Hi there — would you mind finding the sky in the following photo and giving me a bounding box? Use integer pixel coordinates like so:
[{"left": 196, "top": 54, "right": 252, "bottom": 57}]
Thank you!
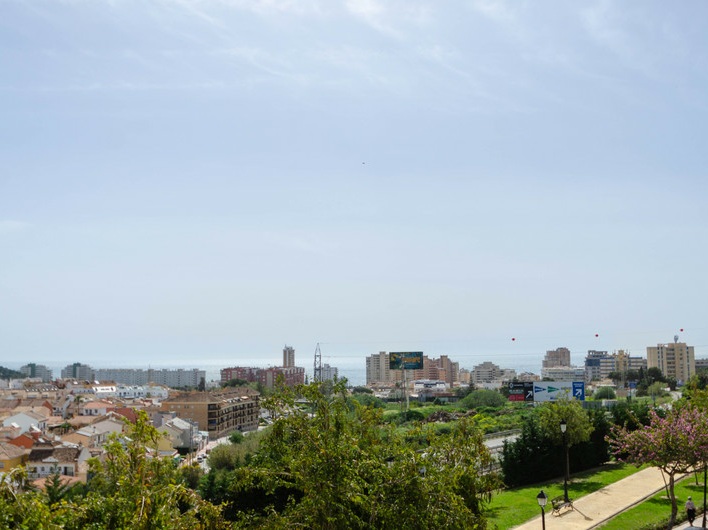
[{"left": 2, "top": 0, "right": 708, "bottom": 378}]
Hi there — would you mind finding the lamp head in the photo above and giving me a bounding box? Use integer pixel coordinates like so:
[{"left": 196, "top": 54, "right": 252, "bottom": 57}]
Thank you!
[
  {"left": 560, "top": 419, "right": 567, "bottom": 433},
  {"left": 537, "top": 490, "right": 548, "bottom": 507}
]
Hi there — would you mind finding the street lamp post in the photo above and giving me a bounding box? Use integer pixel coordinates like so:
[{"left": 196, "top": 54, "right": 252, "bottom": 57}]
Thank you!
[
  {"left": 537, "top": 490, "right": 547, "bottom": 530},
  {"left": 560, "top": 419, "right": 569, "bottom": 503},
  {"left": 702, "top": 464, "right": 707, "bottom": 529}
]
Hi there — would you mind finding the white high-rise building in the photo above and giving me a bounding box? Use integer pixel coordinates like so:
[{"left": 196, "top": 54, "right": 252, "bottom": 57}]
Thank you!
[
  {"left": 283, "top": 345, "right": 295, "bottom": 367},
  {"left": 20, "top": 364, "right": 53, "bottom": 383},
  {"left": 61, "top": 363, "right": 94, "bottom": 381},
  {"left": 321, "top": 364, "right": 338, "bottom": 382}
]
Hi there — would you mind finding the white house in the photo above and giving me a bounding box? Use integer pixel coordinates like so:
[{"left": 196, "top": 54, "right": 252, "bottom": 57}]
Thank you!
[
  {"left": 2, "top": 409, "right": 49, "bottom": 435},
  {"left": 27, "top": 442, "right": 91, "bottom": 479}
]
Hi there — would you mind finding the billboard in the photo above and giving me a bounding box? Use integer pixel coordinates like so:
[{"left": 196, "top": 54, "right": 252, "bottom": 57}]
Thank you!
[
  {"left": 389, "top": 352, "right": 424, "bottom": 370},
  {"left": 508, "top": 382, "right": 534, "bottom": 402},
  {"left": 532, "top": 382, "right": 585, "bottom": 402}
]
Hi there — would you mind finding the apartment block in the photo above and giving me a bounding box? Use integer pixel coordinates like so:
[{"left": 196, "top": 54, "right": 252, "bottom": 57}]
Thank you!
[
  {"left": 321, "top": 363, "right": 338, "bottom": 382},
  {"left": 543, "top": 347, "right": 571, "bottom": 368},
  {"left": 283, "top": 345, "right": 295, "bottom": 368},
  {"left": 541, "top": 365, "right": 586, "bottom": 382},
  {"left": 471, "top": 362, "right": 503, "bottom": 384},
  {"left": 366, "top": 352, "right": 461, "bottom": 386},
  {"left": 20, "top": 364, "right": 53, "bottom": 383},
  {"left": 60, "top": 363, "right": 94, "bottom": 381},
  {"left": 647, "top": 340, "right": 695, "bottom": 383},
  {"left": 161, "top": 389, "right": 260, "bottom": 440},
  {"left": 220, "top": 366, "right": 304, "bottom": 388},
  {"left": 366, "top": 352, "right": 393, "bottom": 385}
]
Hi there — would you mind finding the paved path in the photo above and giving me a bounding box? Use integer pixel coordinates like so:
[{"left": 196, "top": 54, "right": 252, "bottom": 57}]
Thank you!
[{"left": 512, "top": 467, "right": 674, "bottom": 530}]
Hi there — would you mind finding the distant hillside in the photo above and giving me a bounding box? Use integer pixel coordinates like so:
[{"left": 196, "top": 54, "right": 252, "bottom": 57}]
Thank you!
[{"left": 0, "top": 366, "right": 23, "bottom": 379}]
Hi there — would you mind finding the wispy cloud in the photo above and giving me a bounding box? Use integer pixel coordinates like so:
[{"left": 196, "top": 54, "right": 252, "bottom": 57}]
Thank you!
[
  {"left": 344, "top": 0, "right": 432, "bottom": 39},
  {"left": 469, "top": 0, "right": 517, "bottom": 24}
]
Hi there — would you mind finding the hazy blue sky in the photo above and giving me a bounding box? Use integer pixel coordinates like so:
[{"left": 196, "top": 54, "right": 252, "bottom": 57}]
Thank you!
[{"left": 2, "top": 1, "right": 707, "bottom": 376}]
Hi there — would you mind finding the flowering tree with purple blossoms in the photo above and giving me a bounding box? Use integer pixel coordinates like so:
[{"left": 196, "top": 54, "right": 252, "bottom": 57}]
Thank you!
[{"left": 607, "top": 405, "right": 708, "bottom": 529}]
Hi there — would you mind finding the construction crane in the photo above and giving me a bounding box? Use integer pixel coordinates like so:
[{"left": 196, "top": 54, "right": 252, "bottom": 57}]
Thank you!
[{"left": 314, "top": 343, "right": 322, "bottom": 383}]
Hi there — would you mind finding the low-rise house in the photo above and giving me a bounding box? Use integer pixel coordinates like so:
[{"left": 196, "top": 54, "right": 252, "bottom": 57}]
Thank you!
[
  {"left": 412, "top": 380, "right": 448, "bottom": 391},
  {"left": 9, "top": 432, "right": 38, "bottom": 450},
  {"left": 92, "top": 386, "right": 117, "bottom": 398},
  {"left": 0, "top": 423, "right": 22, "bottom": 441},
  {"left": 111, "top": 407, "right": 138, "bottom": 425},
  {"left": 2, "top": 409, "right": 49, "bottom": 435},
  {"left": 79, "top": 400, "right": 115, "bottom": 417},
  {"left": 0, "top": 441, "right": 29, "bottom": 472},
  {"left": 64, "top": 415, "right": 125, "bottom": 449},
  {"left": 32, "top": 475, "right": 83, "bottom": 492},
  {"left": 55, "top": 395, "right": 74, "bottom": 419},
  {"left": 158, "top": 417, "right": 202, "bottom": 454},
  {"left": 27, "top": 442, "right": 91, "bottom": 480},
  {"left": 116, "top": 385, "right": 170, "bottom": 400}
]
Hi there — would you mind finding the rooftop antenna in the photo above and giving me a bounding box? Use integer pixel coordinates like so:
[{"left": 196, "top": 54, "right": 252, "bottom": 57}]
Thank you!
[
  {"left": 674, "top": 334, "right": 679, "bottom": 344},
  {"left": 314, "top": 343, "right": 322, "bottom": 383}
]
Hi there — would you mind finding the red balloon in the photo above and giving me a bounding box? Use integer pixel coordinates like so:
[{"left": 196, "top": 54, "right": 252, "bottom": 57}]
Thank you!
[
  {"left": 595, "top": 333, "right": 599, "bottom": 337},
  {"left": 680, "top": 328, "right": 684, "bottom": 332},
  {"left": 512, "top": 337, "right": 516, "bottom": 341}
]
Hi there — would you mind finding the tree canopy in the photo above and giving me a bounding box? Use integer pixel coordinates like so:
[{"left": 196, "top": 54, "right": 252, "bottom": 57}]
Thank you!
[
  {"left": 227, "top": 380, "right": 499, "bottom": 529},
  {"left": 608, "top": 404, "right": 708, "bottom": 528},
  {"left": 0, "top": 410, "right": 226, "bottom": 530},
  {"left": 460, "top": 389, "right": 506, "bottom": 409},
  {"left": 537, "top": 399, "right": 593, "bottom": 447},
  {"left": 592, "top": 387, "right": 617, "bottom": 400}
]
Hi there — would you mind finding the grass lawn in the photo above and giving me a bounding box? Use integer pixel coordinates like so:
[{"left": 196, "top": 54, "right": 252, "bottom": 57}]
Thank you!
[
  {"left": 598, "top": 473, "right": 705, "bottom": 530},
  {"left": 486, "top": 463, "right": 645, "bottom": 530}
]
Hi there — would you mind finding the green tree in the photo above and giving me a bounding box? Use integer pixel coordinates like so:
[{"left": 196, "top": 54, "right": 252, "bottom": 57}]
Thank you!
[
  {"left": 592, "top": 387, "right": 617, "bottom": 400},
  {"left": 610, "top": 400, "right": 653, "bottom": 430},
  {"left": 501, "top": 413, "right": 557, "bottom": 487},
  {"left": 230, "top": 381, "right": 499, "bottom": 528},
  {"left": 608, "top": 404, "right": 708, "bottom": 528},
  {"left": 455, "top": 384, "right": 476, "bottom": 398},
  {"left": 207, "top": 443, "right": 242, "bottom": 471},
  {"left": 460, "top": 389, "right": 506, "bottom": 409},
  {"left": 229, "top": 430, "right": 245, "bottom": 444},
  {"left": 0, "top": 414, "right": 227, "bottom": 529},
  {"left": 684, "top": 372, "right": 708, "bottom": 395},
  {"left": 44, "top": 470, "right": 73, "bottom": 506},
  {"left": 647, "top": 381, "right": 668, "bottom": 400},
  {"left": 350, "top": 392, "right": 385, "bottom": 409},
  {"left": 537, "top": 399, "right": 593, "bottom": 447},
  {"left": 607, "top": 371, "right": 624, "bottom": 385},
  {"left": 80, "top": 410, "right": 227, "bottom": 529},
  {"left": 501, "top": 404, "right": 605, "bottom": 488},
  {"left": 0, "top": 366, "right": 23, "bottom": 379},
  {"left": 223, "top": 378, "right": 248, "bottom": 388},
  {"left": 0, "top": 467, "right": 55, "bottom": 529},
  {"left": 537, "top": 399, "right": 594, "bottom": 499},
  {"left": 646, "top": 367, "right": 667, "bottom": 383}
]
